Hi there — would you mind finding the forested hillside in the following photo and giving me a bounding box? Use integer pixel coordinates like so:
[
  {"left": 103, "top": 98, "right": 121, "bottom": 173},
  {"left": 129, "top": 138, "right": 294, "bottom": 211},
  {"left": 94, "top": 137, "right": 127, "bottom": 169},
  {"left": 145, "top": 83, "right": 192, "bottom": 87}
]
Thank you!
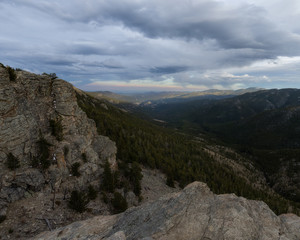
[
  {"left": 136, "top": 88, "right": 300, "bottom": 203},
  {"left": 76, "top": 91, "right": 300, "bottom": 215}
]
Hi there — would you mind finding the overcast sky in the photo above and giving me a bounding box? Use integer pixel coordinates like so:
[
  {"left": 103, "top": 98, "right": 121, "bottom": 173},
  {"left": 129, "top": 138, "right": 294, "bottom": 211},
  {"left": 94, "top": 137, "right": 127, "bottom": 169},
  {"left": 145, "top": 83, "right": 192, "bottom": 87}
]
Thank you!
[{"left": 1, "top": 0, "right": 300, "bottom": 92}]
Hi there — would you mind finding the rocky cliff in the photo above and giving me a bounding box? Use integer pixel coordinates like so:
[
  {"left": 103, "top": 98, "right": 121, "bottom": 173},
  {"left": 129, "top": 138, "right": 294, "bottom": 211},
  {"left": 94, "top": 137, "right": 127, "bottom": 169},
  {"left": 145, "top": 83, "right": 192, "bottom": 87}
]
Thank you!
[
  {"left": 0, "top": 66, "right": 116, "bottom": 237},
  {"left": 34, "top": 181, "right": 300, "bottom": 240}
]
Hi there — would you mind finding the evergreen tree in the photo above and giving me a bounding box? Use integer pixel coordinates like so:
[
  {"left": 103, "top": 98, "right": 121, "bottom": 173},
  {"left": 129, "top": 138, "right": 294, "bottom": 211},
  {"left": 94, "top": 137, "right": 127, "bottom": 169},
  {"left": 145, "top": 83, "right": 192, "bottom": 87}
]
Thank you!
[
  {"left": 88, "top": 185, "right": 97, "bottom": 200},
  {"left": 112, "top": 192, "right": 128, "bottom": 213},
  {"left": 7, "top": 66, "right": 16, "bottom": 81},
  {"left": 71, "top": 162, "right": 81, "bottom": 177},
  {"left": 49, "top": 118, "right": 63, "bottom": 141},
  {"left": 6, "top": 153, "right": 20, "bottom": 170},
  {"left": 130, "top": 162, "right": 143, "bottom": 196},
  {"left": 68, "top": 190, "right": 89, "bottom": 213},
  {"left": 166, "top": 175, "right": 175, "bottom": 188},
  {"left": 102, "top": 160, "right": 114, "bottom": 192}
]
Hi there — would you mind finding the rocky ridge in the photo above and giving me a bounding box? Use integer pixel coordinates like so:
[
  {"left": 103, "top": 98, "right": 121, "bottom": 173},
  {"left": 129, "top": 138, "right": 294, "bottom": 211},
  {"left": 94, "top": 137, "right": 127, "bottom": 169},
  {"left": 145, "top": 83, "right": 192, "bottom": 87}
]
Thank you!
[
  {"left": 0, "top": 66, "right": 116, "bottom": 237},
  {"left": 34, "top": 181, "right": 300, "bottom": 240}
]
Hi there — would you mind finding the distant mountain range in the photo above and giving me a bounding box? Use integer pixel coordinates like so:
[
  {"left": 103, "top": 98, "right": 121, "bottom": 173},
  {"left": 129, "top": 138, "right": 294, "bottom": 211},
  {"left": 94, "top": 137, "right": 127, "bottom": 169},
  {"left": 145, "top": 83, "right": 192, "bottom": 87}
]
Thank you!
[
  {"left": 87, "top": 87, "right": 263, "bottom": 104},
  {"left": 140, "top": 88, "right": 300, "bottom": 147}
]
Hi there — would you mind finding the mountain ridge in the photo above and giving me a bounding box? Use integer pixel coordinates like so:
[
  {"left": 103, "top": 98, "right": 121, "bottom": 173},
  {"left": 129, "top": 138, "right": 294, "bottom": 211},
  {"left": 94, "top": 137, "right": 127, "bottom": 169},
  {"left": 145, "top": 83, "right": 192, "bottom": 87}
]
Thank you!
[
  {"left": 0, "top": 65, "right": 299, "bottom": 239},
  {"left": 88, "top": 87, "right": 263, "bottom": 104}
]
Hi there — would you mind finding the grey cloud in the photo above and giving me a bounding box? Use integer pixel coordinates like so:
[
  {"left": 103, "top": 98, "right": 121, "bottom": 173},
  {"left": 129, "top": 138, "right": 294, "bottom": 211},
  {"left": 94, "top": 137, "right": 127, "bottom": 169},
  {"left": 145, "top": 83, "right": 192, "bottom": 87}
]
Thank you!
[
  {"left": 42, "top": 58, "right": 75, "bottom": 66},
  {"left": 100, "top": 59, "right": 124, "bottom": 69},
  {"left": 150, "top": 66, "right": 188, "bottom": 74},
  {"left": 80, "top": 59, "right": 124, "bottom": 69},
  {"left": 1, "top": 0, "right": 300, "bottom": 91},
  {"left": 109, "top": 2, "right": 300, "bottom": 57},
  {"left": 22, "top": 0, "right": 298, "bottom": 53},
  {"left": 68, "top": 45, "right": 110, "bottom": 56},
  {"left": 66, "top": 43, "right": 129, "bottom": 56},
  {"left": 11, "top": 0, "right": 300, "bottom": 55}
]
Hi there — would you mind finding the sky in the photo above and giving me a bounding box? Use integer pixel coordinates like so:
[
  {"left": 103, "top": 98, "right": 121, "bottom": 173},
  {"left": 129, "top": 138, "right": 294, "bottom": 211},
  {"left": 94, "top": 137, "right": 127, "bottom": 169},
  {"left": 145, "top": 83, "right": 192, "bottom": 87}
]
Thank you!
[{"left": 1, "top": 0, "right": 300, "bottom": 92}]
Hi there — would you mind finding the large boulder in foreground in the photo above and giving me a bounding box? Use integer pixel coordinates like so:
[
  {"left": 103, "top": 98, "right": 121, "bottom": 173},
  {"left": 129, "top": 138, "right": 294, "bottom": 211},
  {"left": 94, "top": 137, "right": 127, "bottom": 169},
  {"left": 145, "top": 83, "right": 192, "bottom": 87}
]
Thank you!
[{"left": 34, "top": 181, "right": 300, "bottom": 240}]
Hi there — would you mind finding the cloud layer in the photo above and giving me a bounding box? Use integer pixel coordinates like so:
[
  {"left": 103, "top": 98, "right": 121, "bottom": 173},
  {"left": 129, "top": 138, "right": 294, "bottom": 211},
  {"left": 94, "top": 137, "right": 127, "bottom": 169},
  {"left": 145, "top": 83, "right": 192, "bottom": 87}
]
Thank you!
[{"left": 1, "top": 0, "right": 300, "bottom": 91}]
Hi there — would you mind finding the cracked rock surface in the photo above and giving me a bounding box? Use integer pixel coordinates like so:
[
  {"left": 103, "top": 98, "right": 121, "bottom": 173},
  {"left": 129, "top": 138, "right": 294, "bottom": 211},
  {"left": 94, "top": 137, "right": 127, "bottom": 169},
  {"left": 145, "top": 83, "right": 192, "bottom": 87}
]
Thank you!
[
  {"left": 0, "top": 66, "right": 116, "bottom": 238},
  {"left": 34, "top": 181, "right": 300, "bottom": 240}
]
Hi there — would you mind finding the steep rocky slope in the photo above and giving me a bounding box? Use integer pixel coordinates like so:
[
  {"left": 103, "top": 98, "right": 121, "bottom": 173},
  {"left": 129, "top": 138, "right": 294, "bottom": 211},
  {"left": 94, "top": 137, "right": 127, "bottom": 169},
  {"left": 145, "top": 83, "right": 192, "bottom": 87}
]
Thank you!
[
  {"left": 0, "top": 66, "right": 117, "bottom": 238},
  {"left": 34, "top": 181, "right": 300, "bottom": 240}
]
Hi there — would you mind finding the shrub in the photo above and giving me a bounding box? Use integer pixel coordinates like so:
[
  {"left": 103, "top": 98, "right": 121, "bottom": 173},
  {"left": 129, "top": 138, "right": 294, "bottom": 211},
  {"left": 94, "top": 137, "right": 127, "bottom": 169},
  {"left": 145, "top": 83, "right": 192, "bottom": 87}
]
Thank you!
[
  {"left": 42, "top": 72, "right": 58, "bottom": 80},
  {"left": 7, "top": 66, "right": 16, "bottom": 81},
  {"left": 166, "top": 175, "right": 175, "bottom": 188},
  {"left": 0, "top": 215, "right": 6, "bottom": 223},
  {"left": 81, "top": 153, "right": 87, "bottom": 163},
  {"left": 102, "top": 160, "right": 114, "bottom": 192},
  {"left": 113, "top": 170, "right": 120, "bottom": 188},
  {"left": 101, "top": 192, "right": 108, "bottom": 204},
  {"left": 71, "top": 162, "right": 81, "bottom": 177},
  {"left": 112, "top": 192, "right": 128, "bottom": 213},
  {"left": 88, "top": 185, "right": 97, "bottom": 200},
  {"left": 6, "top": 153, "right": 20, "bottom": 170},
  {"left": 49, "top": 118, "right": 63, "bottom": 141},
  {"left": 64, "top": 146, "right": 69, "bottom": 157},
  {"left": 68, "top": 190, "right": 89, "bottom": 213},
  {"left": 37, "top": 137, "right": 51, "bottom": 169},
  {"left": 49, "top": 73, "right": 58, "bottom": 80},
  {"left": 30, "top": 155, "right": 39, "bottom": 168},
  {"left": 31, "top": 138, "right": 51, "bottom": 169},
  {"left": 130, "top": 162, "right": 143, "bottom": 196}
]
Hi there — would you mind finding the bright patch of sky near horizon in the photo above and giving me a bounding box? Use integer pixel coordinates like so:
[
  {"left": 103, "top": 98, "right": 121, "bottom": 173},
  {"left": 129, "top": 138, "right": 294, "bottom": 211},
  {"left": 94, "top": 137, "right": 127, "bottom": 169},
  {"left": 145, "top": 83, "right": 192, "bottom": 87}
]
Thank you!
[{"left": 1, "top": 0, "right": 300, "bottom": 92}]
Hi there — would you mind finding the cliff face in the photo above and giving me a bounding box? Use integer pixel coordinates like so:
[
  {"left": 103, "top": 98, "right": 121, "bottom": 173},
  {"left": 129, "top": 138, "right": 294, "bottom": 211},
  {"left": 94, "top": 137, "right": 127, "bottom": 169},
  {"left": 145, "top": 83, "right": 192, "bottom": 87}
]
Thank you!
[
  {"left": 34, "top": 181, "right": 300, "bottom": 240},
  {"left": 0, "top": 66, "right": 116, "bottom": 217}
]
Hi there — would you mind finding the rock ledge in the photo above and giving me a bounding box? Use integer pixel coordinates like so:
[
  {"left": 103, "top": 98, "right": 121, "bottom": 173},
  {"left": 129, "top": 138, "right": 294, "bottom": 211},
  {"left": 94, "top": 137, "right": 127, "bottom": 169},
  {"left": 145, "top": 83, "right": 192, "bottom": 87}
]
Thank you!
[{"left": 34, "top": 181, "right": 300, "bottom": 240}]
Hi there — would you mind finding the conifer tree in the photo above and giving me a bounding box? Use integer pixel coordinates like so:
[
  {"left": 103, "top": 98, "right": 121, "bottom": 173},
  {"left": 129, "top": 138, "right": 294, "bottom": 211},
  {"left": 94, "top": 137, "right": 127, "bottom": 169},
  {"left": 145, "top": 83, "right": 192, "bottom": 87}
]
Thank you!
[
  {"left": 102, "top": 160, "right": 114, "bottom": 192},
  {"left": 6, "top": 153, "right": 20, "bottom": 170},
  {"left": 112, "top": 192, "right": 127, "bottom": 213},
  {"left": 130, "top": 162, "right": 143, "bottom": 196},
  {"left": 68, "top": 190, "right": 89, "bottom": 213}
]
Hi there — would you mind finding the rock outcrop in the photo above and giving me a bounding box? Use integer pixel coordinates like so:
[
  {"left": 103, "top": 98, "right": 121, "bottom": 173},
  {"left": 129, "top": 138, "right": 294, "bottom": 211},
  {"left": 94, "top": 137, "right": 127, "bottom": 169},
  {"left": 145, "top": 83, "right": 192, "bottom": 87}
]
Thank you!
[
  {"left": 34, "top": 181, "right": 300, "bottom": 240},
  {"left": 0, "top": 66, "right": 116, "bottom": 217}
]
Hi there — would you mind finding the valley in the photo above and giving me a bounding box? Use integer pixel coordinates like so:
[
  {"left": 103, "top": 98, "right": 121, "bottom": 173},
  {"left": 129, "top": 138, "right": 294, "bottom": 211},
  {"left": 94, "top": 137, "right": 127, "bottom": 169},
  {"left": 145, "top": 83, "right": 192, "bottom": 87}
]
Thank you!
[
  {"left": 80, "top": 89, "right": 300, "bottom": 214},
  {"left": 0, "top": 65, "right": 299, "bottom": 239},
  {"left": 116, "top": 88, "right": 300, "bottom": 204}
]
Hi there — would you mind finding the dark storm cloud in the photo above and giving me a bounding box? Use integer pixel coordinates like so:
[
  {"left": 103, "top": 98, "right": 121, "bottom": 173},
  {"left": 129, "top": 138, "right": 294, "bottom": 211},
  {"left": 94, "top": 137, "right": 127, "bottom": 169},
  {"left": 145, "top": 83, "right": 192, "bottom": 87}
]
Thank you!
[
  {"left": 19, "top": 0, "right": 299, "bottom": 54},
  {"left": 68, "top": 45, "right": 110, "bottom": 56},
  {"left": 15, "top": 0, "right": 300, "bottom": 65},
  {"left": 150, "top": 66, "right": 188, "bottom": 74},
  {"left": 43, "top": 58, "right": 75, "bottom": 66},
  {"left": 66, "top": 43, "right": 130, "bottom": 56},
  {"left": 102, "top": 1, "right": 300, "bottom": 57},
  {"left": 1, "top": 0, "right": 300, "bottom": 90}
]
